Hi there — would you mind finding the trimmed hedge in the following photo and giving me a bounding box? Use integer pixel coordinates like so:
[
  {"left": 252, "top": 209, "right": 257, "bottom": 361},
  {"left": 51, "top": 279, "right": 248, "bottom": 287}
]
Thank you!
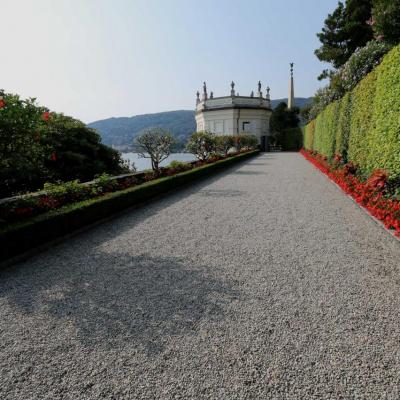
[
  {"left": 304, "top": 44, "right": 400, "bottom": 178},
  {"left": 303, "top": 120, "right": 315, "bottom": 150},
  {"left": 277, "top": 127, "right": 303, "bottom": 151},
  {"left": 335, "top": 92, "right": 352, "bottom": 160},
  {"left": 0, "top": 151, "right": 259, "bottom": 263}
]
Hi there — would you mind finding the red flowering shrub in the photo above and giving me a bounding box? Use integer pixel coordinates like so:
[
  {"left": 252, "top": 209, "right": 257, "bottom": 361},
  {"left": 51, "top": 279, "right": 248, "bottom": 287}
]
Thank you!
[
  {"left": 0, "top": 99, "right": 5, "bottom": 108},
  {"left": 42, "top": 111, "right": 50, "bottom": 121},
  {"left": 366, "top": 169, "right": 388, "bottom": 191},
  {"left": 333, "top": 153, "right": 342, "bottom": 166},
  {"left": 301, "top": 149, "right": 400, "bottom": 237},
  {"left": 37, "top": 196, "right": 60, "bottom": 211}
]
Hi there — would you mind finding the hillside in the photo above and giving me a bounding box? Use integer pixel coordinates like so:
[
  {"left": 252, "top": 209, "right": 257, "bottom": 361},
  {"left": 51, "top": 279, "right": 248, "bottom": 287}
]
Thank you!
[
  {"left": 88, "top": 98, "right": 312, "bottom": 150},
  {"left": 271, "top": 97, "right": 312, "bottom": 109}
]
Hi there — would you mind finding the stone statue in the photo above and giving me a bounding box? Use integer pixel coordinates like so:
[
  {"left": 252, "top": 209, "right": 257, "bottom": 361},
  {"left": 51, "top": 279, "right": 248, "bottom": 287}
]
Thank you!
[
  {"left": 210, "top": 91, "right": 214, "bottom": 99},
  {"left": 231, "top": 81, "right": 235, "bottom": 97},
  {"left": 250, "top": 91, "right": 254, "bottom": 98},
  {"left": 203, "top": 82, "right": 207, "bottom": 94},
  {"left": 258, "top": 81, "right": 261, "bottom": 93}
]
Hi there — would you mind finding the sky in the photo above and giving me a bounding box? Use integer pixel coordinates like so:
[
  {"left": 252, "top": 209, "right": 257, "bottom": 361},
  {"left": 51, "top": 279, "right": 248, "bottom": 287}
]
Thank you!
[{"left": 2, "top": 0, "right": 338, "bottom": 123}]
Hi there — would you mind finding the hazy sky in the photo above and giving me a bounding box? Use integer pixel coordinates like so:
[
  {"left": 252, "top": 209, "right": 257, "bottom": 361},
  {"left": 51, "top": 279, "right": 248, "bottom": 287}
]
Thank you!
[{"left": 2, "top": 0, "right": 338, "bottom": 123}]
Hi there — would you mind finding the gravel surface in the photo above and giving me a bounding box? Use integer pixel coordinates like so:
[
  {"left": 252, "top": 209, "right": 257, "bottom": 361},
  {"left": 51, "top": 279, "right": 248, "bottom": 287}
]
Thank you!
[{"left": 1, "top": 153, "right": 400, "bottom": 399}]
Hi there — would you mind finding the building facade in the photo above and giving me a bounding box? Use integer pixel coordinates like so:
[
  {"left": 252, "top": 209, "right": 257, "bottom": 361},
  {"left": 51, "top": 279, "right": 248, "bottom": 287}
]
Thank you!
[{"left": 195, "top": 81, "right": 272, "bottom": 151}]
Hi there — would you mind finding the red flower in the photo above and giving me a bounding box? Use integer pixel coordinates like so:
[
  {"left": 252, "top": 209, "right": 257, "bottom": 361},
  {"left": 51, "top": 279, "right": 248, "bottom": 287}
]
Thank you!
[
  {"left": 0, "top": 99, "right": 5, "bottom": 109},
  {"left": 300, "top": 149, "right": 400, "bottom": 237},
  {"left": 42, "top": 111, "right": 50, "bottom": 121},
  {"left": 50, "top": 151, "right": 57, "bottom": 161}
]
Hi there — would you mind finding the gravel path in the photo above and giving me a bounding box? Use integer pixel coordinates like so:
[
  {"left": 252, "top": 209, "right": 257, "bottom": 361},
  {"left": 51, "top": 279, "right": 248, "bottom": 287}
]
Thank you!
[{"left": 1, "top": 153, "right": 400, "bottom": 399}]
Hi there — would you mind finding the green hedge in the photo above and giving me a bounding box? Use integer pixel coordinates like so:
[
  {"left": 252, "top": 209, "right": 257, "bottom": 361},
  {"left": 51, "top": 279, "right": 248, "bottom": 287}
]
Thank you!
[
  {"left": 277, "top": 127, "right": 303, "bottom": 151},
  {"left": 335, "top": 92, "right": 352, "bottom": 160},
  {"left": 304, "top": 44, "right": 400, "bottom": 177},
  {"left": 303, "top": 120, "right": 315, "bottom": 150},
  {"left": 0, "top": 151, "right": 259, "bottom": 263}
]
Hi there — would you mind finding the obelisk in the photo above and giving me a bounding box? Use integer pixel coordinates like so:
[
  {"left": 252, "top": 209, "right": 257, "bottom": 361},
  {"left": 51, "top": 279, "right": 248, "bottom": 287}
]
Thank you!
[{"left": 288, "top": 63, "right": 295, "bottom": 110}]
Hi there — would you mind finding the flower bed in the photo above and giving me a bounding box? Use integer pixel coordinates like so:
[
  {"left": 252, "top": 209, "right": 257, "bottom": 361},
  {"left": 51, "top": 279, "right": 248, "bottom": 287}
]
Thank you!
[
  {"left": 0, "top": 151, "right": 249, "bottom": 226},
  {"left": 0, "top": 150, "right": 259, "bottom": 264},
  {"left": 301, "top": 149, "right": 400, "bottom": 237}
]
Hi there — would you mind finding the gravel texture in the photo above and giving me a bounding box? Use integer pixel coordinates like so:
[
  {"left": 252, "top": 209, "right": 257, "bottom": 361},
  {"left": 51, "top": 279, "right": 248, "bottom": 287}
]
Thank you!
[{"left": 1, "top": 152, "right": 400, "bottom": 399}]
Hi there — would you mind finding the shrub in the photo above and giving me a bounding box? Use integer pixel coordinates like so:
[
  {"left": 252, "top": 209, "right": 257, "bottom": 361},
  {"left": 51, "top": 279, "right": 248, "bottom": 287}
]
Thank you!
[
  {"left": 43, "top": 180, "right": 87, "bottom": 202},
  {"left": 372, "top": 0, "right": 400, "bottom": 45},
  {"left": 167, "top": 160, "right": 191, "bottom": 170},
  {"left": 186, "top": 131, "right": 216, "bottom": 161},
  {"left": 215, "top": 135, "right": 234, "bottom": 155},
  {"left": 309, "top": 41, "right": 392, "bottom": 121},
  {"left": 92, "top": 173, "right": 119, "bottom": 194},
  {"left": 339, "top": 41, "right": 392, "bottom": 93},
  {"left": 135, "top": 127, "right": 174, "bottom": 172},
  {"left": 232, "top": 134, "right": 258, "bottom": 151},
  {"left": 241, "top": 135, "right": 259, "bottom": 150}
]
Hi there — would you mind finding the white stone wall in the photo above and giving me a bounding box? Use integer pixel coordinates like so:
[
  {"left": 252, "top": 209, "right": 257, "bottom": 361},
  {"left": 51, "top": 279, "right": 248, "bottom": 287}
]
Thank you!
[{"left": 195, "top": 107, "right": 271, "bottom": 143}]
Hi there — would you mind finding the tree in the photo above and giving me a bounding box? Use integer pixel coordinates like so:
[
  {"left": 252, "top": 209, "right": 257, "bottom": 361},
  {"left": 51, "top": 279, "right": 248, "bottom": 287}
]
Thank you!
[
  {"left": 135, "top": 127, "right": 174, "bottom": 171},
  {"left": 372, "top": 0, "right": 400, "bottom": 44},
  {"left": 233, "top": 135, "right": 259, "bottom": 151},
  {"left": 315, "top": 0, "right": 374, "bottom": 79},
  {"left": 242, "top": 135, "right": 259, "bottom": 150},
  {"left": 0, "top": 89, "right": 130, "bottom": 197},
  {"left": 0, "top": 90, "right": 49, "bottom": 196},
  {"left": 270, "top": 103, "right": 299, "bottom": 134},
  {"left": 215, "top": 135, "right": 234, "bottom": 155},
  {"left": 269, "top": 103, "right": 300, "bottom": 149},
  {"left": 186, "top": 131, "right": 216, "bottom": 161},
  {"left": 43, "top": 113, "right": 129, "bottom": 183}
]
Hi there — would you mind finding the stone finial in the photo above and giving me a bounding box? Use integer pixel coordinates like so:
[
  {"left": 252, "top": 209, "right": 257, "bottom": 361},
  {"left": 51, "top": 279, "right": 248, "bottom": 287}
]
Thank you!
[
  {"left": 290, "top": 63, "right": 294, "bottom": 78},
  {"left": 230, "top": 81, "right": 235, "bottom": 97},
  {"left": 266, "top": 86, "right": 270, "bottom": 99},
  {"left": 202, "top": 82, "right": 208, "bottom": 100},
  {"left": 196, "top": 90, "right": 200, "bottom": 105},
  {"left": 210, "top": 91, "right": 214, "bottom": 99},
  {"left": 250, "top": 91, "right": 254, "bottom": 98}
]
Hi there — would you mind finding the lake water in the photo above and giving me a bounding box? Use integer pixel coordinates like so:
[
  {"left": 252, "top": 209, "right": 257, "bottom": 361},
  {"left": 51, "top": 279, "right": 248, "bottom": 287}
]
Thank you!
[{"left": 122, "top": 152, "right": 196, "bottom": 171}]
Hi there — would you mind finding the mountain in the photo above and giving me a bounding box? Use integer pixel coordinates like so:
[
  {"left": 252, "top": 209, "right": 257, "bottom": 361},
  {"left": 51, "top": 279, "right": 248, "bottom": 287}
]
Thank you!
[
  {"left": 270, "top": 97, "right": 313, "bottom": 109},
  {"left": 88, "top": 110, "right": 195, "bottom": 150},
  {"left": 88, "top": 98, "right": 313, "bottom": 150}
]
